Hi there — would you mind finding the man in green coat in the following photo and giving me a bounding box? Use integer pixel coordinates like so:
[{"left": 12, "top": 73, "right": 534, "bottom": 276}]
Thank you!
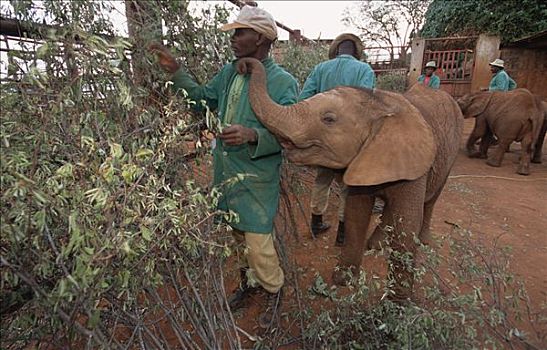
[
  {"left": 150, "top": 5, "right": 298, "bottom": 328},
  {"left": 417, "top": 60, "right": 441, "bottom": 89},
  {"left": 488, "top": 58, "right": 517, "bottom": 91}
]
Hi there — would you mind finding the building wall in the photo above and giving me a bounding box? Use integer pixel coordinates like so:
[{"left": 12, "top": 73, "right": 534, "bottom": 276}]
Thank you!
[{"left": 501, "top": 47, "right": 547, "bottom": 98}]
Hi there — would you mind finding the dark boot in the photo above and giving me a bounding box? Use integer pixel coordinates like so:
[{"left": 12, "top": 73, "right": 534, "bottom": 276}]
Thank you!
[
  {"left": 228, "top": 268, "right": 258, "bottom": 310},
  {"left": 258, "top": 288, "right": 283, "bottom": 329},
  {"left": 311, "top": 214, "right": 330, "bottom": 237},
  {"left": 335, "top": 221, "right": 345, "bottom": 246},
  {"left": 372, "top": 198, "right": 385, "bottom": 214}
]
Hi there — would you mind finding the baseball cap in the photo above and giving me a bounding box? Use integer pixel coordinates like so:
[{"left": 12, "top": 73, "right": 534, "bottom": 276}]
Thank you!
[{"left": 221, "top": 5, "right": 278, "bottom": 41}]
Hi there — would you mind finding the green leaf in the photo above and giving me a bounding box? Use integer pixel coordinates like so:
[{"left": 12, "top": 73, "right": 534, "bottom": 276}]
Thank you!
[
  {"left": 88, "top": 309, "right": 101, "bottom": 328},
  {"left": 140, "top": 226, "right": 152, "bottom": 241},
  {"left": 136, "top": 148, "right": 154, "bottom": 160}
]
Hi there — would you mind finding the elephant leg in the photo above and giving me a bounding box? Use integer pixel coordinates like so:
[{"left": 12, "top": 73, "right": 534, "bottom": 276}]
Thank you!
[
  {"left": 333, "top": 189, "right": 373, "bottom": 286},
  {"left": 478, "top": 128, "right": 494, "bottom": 159},
  {"left": 532, "top": 117, "right": 547, "bottom": 164},
  {"left": 383, "top": 179, "right": 426, "bottom": 301},
  {"left": 419, "top": 182, "right": 446, "bottom": 246},
  {"left": 486, "top": 138, "right": 512, "bottom": 167},
  {"left": 467, "top": 116, "right": 488, "bottom": 158},
  {"left": 517, "top": 133, "right": 533, "bottom": 175}
]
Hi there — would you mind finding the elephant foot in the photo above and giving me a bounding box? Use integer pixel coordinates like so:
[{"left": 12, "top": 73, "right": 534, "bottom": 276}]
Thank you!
[
  {"left": 516, "top": 165, "right": 530, "bottom": 176},
  {"left": 332, "top": 265, "right": 357, "bottom": 286},
  {"left": 418, "top": 231, "right": 433, "bottom": 246},
  {"left": 486, "top": 159, "right": 502, "bottom": 167}
]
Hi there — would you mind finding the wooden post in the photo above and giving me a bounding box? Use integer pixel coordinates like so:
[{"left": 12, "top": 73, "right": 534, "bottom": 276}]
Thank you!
[
  {"left": 471, "top": 34, "right": 501, "bottom": 92},
  {"left": 408, "top": 37, "right": 425, "bottom": 84}
]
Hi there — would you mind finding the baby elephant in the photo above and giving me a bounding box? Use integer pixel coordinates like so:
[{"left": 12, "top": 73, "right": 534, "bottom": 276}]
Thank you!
[
  {"left": 237, "top": 57, "right": 463, "bottom": 300},
  {"left": 457, "top": 89, "right": 544, "bottom": 175}
]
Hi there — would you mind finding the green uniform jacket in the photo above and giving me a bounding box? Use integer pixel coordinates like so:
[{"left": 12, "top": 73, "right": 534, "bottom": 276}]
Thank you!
[
  {"left": 171, "top": 58, "right": 298, "bottom": 233},
  {"left": 299, "top": 54, "right": 375, "bottom": 99},
  {"left": 489, "top": 70, "right": 517, "bottom": 91},
  {"left": 417, "top": 73, "right": 441, "bottom": 89}
]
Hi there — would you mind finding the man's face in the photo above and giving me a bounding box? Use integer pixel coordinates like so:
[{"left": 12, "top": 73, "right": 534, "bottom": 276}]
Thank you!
[
  {"left": 230, "top": 28, "right": 260, "bottom": 58},
  {"left": 490, "top": 65, "right": 500, "bottom": 74},
  {"left": 425, "top": 67, "right": 435, "bottom": 76}
]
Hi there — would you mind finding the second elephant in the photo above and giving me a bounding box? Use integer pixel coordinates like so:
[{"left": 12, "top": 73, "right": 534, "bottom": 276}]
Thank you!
[{"left": 457, "top": 89, "right": 544, "bottom": 175}]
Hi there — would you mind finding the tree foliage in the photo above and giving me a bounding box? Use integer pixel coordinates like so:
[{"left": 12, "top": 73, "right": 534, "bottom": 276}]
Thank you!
[
  {"left": 278, "top": 42, "right": 328, "bottom": 86},
  {"left": 421, "top": 0, "right": 547, "bottom": 43},
  {"left": 0, "top": 1, "right": 242, "bottom": 348},
  {"left": 342, "top": 0, "right": 431, "bottom": 58}
]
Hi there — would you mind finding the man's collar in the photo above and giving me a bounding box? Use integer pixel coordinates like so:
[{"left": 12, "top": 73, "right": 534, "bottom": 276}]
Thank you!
[
  {"left": 336, "top": 54, "right": 357, "bottom": 60},
  {"left": 232, "top": 56, "right": 274, "bottom": 66}
]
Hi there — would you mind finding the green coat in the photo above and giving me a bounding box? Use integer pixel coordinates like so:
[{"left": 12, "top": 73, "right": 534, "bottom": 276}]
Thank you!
[
  {"left": 417, "top": 73, "right": 441, "bottom": 89},
  {"left": 171, "top": 58, "right": 298, "bottom": 233},
  {"left": 299, "top": 54, "right": 375, "bottom": 99},
  {"left": 489, "top": 70, "right": 517, "bottom": 91}
]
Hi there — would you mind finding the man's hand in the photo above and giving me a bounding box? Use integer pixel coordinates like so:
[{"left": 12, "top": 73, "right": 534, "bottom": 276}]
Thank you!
[
  {"left": 148, "top": 43, "right": 180, "bottom": 74},
  {"left": 219, "top": 125, "right": 257, "bottom": 146}
]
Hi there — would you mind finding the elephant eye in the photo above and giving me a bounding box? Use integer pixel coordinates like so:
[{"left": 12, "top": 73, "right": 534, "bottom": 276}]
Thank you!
[{"left": 321, "top": 112, "right": 337, "bottom": 125}]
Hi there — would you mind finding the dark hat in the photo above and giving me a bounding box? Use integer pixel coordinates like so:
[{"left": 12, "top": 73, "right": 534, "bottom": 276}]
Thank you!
[{"left": 328, "top": 33, "right": 364, "bottom": 60}]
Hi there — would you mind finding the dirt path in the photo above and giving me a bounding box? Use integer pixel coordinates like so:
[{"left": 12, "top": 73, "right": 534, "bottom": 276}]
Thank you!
[{"left": 232, "top": 119, "right": 547, "bottom": 346}]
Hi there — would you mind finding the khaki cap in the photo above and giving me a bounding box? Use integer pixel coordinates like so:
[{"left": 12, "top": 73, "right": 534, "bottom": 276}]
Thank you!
[
  {"left": 328, "top": 33, "right": 364, "bottom": 60},
  {"left": 221, "top": 5, "right": 278, "bottom": 41},
  {"left": 489, "top": 58, "right": 504, "bottom": 68},
  {"left": 425, "top": 61, "right": 437, "bottom": 68}
]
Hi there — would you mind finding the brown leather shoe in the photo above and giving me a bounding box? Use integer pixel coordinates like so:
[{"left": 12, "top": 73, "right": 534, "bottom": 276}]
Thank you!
[{"left": 258, "top": 288, "right": 283, "bottom": 329}]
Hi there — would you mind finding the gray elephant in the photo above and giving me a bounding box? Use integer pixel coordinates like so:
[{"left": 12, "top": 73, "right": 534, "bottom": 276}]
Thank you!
[
  {"left": 457, "top": 89, "right": 544, "bottom": 175},
  {"left": 236, "top": 58, "right": 463, "bottom": 300}
]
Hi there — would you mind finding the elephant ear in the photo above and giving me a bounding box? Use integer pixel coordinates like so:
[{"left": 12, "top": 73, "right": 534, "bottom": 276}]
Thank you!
[
  {"left": 344, "top": 107, "right": 436, "bottom": 186},
  {"left": 465, "top": 93, "right": 493, "bottom": 117}
]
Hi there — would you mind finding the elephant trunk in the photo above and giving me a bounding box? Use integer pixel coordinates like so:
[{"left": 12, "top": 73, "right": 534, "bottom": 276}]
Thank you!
[{"left": 237, "top": 57, "right": 307, "bottom": 140}]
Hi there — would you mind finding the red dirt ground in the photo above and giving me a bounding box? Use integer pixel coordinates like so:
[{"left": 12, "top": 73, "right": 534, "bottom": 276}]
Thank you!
[{"left": 230, "top": 119, "right": 547, "bottom": 348}]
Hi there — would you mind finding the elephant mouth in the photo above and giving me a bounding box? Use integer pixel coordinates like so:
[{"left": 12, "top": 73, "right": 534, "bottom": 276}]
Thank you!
[
  {"left": 279, "top": 138, "right": 296, "bottom": 150},
  {"left": 278, "top": 137, "right": 330, "bottom": 165},
  {"left": 278, "top": 136, "right": 316, "bottom": 152}
]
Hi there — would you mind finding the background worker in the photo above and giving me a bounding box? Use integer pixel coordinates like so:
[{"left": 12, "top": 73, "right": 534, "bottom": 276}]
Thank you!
[
  {"left": 488, "top": 58, "right": 517, "bottom": 91},
  {"left": 417, "top": 60, "right": 441, "bottom": 89},
  {"left": 299, "top": 33, "right": 376, "bottom": 246}
]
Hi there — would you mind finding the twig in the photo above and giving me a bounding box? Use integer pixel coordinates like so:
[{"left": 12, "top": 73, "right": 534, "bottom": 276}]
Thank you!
[{"left": 448, "top": 174, "right": 547, "bottom": 182}]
